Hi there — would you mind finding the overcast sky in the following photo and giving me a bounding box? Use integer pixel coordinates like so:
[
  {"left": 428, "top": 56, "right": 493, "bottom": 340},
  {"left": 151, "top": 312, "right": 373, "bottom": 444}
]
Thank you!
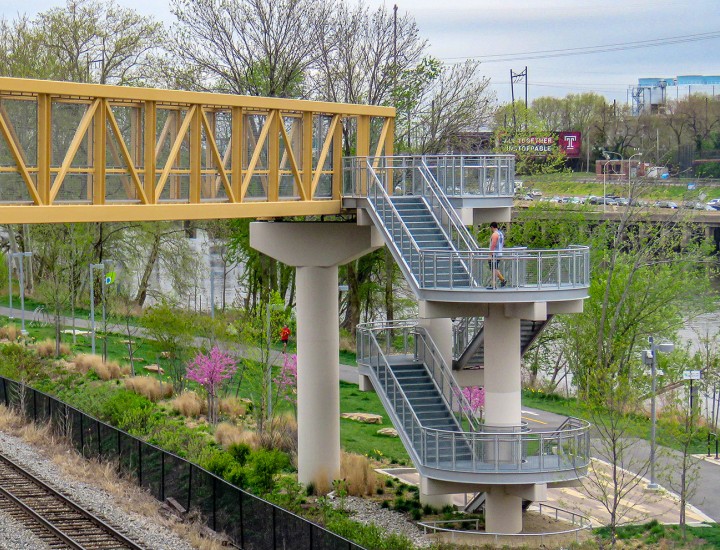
[{"left": 3, "top": 0, "right": 718, "bottom": 105}]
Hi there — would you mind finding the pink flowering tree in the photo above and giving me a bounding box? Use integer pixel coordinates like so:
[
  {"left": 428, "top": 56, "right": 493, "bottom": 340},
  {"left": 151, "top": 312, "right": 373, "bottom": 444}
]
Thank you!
[
  {"left": 186, "top": 346, "right": 238, "bottom": 424},
  {"left": 273, "top": 353, "right": 298, "bottom": 416},
  {"left": 461, "top": 386, "right": 485, "bottom": 418}
]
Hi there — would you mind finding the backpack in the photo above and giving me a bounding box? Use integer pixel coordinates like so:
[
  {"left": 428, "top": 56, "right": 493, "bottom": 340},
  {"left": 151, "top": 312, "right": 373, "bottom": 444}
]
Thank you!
[{"left": 497, "top": 229, "right": 504, "bottom": 252}]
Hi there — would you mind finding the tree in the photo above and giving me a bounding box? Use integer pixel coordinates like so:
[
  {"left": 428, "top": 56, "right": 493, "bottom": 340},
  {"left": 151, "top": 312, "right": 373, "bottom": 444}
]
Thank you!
[
  {"left": 141, "top": 301, "right": 196, "bottom": 391},
  {"left": 413, "top": 60, "right": 496, "bottom": 154},
  {"left": 658, "top": 353, "right": 703, "bottom": 540},
  {"left": 169, "top": 0, "right": 332, "bottom": 97},
  {"left": 0, "top": 0, "right": 163, "bottom": 85},
  {"left": 186, "top": 346, "right": 238, "bottom": 424},
  {"left": 311, "top": 2, "right": 426, "bottom": 108}
]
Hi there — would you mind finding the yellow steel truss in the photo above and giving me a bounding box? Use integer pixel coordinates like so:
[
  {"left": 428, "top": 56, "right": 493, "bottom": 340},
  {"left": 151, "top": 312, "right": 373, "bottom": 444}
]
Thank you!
[{"left": 0, "top": 77, "right": 394, "bottom": 223}]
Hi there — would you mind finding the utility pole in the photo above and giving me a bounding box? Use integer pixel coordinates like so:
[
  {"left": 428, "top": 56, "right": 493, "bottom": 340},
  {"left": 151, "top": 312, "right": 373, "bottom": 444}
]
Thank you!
[{"left": 510, "top": 67, "right": 528, "bottom": 133}]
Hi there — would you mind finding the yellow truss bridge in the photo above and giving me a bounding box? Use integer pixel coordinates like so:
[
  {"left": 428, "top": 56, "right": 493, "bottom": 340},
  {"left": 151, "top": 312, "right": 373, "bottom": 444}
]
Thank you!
[{"left": 0, "top": 78, "right": 394, "bottom": 224}]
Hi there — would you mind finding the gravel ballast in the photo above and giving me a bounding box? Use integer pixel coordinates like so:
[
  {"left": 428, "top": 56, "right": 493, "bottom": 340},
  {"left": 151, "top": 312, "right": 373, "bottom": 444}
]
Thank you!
[{"left": 0, "top": 430, "right": 196, "bottom": 550}]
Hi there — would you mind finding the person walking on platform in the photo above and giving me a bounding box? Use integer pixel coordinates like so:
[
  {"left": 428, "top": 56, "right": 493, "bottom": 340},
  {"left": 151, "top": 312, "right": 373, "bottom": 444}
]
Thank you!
[{"left": 487, "top": 221, "right": 507, "bottom": 289}]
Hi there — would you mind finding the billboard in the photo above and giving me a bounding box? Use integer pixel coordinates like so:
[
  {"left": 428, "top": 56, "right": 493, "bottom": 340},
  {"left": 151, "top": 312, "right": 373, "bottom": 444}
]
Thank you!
[
  {"left": 558, "top": 132, "right": 582, "bottom": 157},
  {"left": 500, "top": 132, "right": 582, "bottom": 158}
]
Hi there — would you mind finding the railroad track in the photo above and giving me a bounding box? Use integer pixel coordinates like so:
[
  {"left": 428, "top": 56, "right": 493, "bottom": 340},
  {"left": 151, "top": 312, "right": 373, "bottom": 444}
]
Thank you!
[{"left": 0, "top": 451, "right": 144, "bottom": 549}]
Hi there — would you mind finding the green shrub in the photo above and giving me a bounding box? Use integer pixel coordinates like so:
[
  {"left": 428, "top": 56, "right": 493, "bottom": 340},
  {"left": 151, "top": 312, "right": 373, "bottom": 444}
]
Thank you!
[
  {"left": 247, "top": 449, "right": 291, "bottom": 494},
  {"left": 203, "top": 451, "right": 238, "bottom": 478},
  {"left": 325, "top": 513, "right": 416, "bottom": 550},
  {"left": 410, "top": 508, "right": 422, "bottom": 521},
  {"left": 101, "top": 389, "right": 152, "bottom": 426},
  {"left": 228, "top": 442, "right": 252, "bottom": 466},
  {"left": 225, "top": 464, "right": 247, "bottom": 488}
]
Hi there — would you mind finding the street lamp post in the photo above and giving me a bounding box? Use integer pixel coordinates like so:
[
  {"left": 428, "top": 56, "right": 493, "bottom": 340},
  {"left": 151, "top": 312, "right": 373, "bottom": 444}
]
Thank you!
[
  {"left": 602, "top": 150, "right": 624, "bottom": 212},
  {"left": 646, "top": 335, "right": 675, "bottom": 489},
  {"left": 11, "top": 252, "right": 33, "bottom": 335},
  {"left": 89, "top": 263, "right": 104, "bottom": 355},
  {"left": 7, "top": 254, "right": 13, "bottom": 320},
  {"left": 209, "top": 269, "right": 223, "bottom": 320},
  {"left": 12, "top": 252, "right": 32, "bottom": 336},
  {"left": 101, "top": 260, "right": 116, "bottom": 361},
  {"left": 628, "top": 152, "right": 642, "bottom": 196}
]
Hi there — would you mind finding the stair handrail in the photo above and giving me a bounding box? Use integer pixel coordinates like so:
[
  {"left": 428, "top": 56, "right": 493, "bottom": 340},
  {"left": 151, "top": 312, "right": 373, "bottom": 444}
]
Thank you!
[
  {"left": 357, "top": 321, "right": 435, "bottom": 464},
  {"left": 417, "top": 161, "right": 478, "bottom": 254},
  {"left": 362, "top": 158, "right": 425, "bottom": 286},
  {"left": 452, "top": 317, "right": 484, "bottom": 359},
  {"left": 413, "top": 325, "right": 479, "bottom": 432}
]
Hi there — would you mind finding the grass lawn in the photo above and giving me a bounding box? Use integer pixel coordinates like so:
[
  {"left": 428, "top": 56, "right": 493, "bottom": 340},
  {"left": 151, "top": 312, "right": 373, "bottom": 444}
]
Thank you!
[
  {"left": 522, "top": 390, "right": 710, "bottom": 454},
  {"left": 522, "top": 172, "right": 717, "bottom": 202},
  {"left": 338, "top": 381, "right": 409, "bottom": 464}
]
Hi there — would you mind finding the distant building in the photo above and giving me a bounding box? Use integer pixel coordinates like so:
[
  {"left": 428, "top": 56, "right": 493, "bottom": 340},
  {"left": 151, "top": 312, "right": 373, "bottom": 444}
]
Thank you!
[{"left": 630, "top": 75, "right": 720, "bottom": 115}]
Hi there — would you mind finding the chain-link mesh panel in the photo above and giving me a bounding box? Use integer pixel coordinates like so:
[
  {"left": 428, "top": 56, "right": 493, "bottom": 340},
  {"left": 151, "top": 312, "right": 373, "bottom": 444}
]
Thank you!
[
  {"left": 188, "top": 465, "right": 214, "bottom": 524},
  {"left": 99, "top": 422, "right": 118, "bottom": 460},
  {"left": 241, "top": 493, "right": 274, "bottom": 549},
  {"left": 118, "top": 431, "right": 140, "bottom": 481},
  {"left": 81, "top": 416, "right": 100, "bottom": 458},
  {"left": 163, "top": 454, "right": 191, "bottom": 511},
  {"left": 275, "top": 508, "right": 312, "bottom": 548},
  {"left": 141, "top": 444, "right": 163, "bottom": 500},
  {"left": 214, "top": 479, "right": 242, "bottom": 543}
]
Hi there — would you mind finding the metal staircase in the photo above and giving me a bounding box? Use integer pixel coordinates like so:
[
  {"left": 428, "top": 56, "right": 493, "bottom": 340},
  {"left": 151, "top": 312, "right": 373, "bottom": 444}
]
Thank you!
[
  {"left": 349, "top": 155, "right": 591, "bottom": 484},
  {"left": 357, "top": 320, "right": 591, "bottom": 483},
  {"left": 453, "top": 317, "right": 554, "bottom": 370}
]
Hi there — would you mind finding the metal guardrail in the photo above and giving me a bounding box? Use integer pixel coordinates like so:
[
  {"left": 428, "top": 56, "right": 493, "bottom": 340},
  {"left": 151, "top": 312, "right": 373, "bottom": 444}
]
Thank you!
[
  {"left": 0, "top": 376, "right": 364, "bottom": 550},
  {"left": 418, "top": 503, "right": 592, "bottom": 545},
  {"left": 357, "top": 321, "right": 592, "bottom": 475},
  {"left": 344, "top": 156, "right": 590, "bottom": 292},
  {"left": 422, "top": 155, "right": 515, "bottom": 198},
  {"left": 453, "top": 317, "right": 483, "bottom": 361},
  {"left": 343, "top": 155, "right": 515, "bottom": 199},
  {"left": 362, "top": 319, "right": 478, "bottom": 433}
]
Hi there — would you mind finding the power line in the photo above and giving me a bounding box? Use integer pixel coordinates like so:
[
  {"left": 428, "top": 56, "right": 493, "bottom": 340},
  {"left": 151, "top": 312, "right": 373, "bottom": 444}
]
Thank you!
[{"left": 442, "top": 30, "right": 720, "bottom": 63}]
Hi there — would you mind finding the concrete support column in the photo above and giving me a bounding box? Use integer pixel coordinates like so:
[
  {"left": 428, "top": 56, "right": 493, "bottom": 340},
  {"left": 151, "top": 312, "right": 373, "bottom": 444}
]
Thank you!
[
  {"left": 296, "top": 266, "right": 340, "bottom": 485},
  {"left": 485, "top": 487, "right": 522, "bottom": 534},
  {"left": 250, "top": 222, "right": 383, "bottom": 488},
  {"left": 418, "top": 302, "right": 452, "bottom": 368},
  {"left": 483, "top": 304, "right": 522, "bottom": 428},
  {"left": 419, "top": 476, "right": 455, "bottom": 508}
]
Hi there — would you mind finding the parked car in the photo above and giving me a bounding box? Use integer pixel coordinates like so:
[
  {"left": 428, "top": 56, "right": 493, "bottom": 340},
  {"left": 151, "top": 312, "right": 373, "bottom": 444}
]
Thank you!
[
  {"left": 654, "top": 201, "right": 678, "bottom": 209},
  {"left": 683, "top": 201, "right": 715, "bottom": 210},
  {"left": 588, "top": 196, "right": 617, "bottom": 206}
]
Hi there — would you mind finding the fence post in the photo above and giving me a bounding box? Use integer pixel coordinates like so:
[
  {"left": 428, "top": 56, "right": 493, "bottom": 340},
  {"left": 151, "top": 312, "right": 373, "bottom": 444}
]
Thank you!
[
  {"left": 32, "top": 389, "right": 36, "bottom": 421},
  {"left": 79, "top": 413, "right": 84, "bottom": 455},
  {"left": 138, "top": 439, "right": 143, "bottom": 486},
  {"left": 187, "top": 465, "right": 192, "bottom": 513},
  {"left": 238, "top": 487, "right": 244, "bottom": 548},
  {"left": 161, "top": 453, "right": 165, "bottom": 502},
  {"left": 96, "top": 421, "right": 101, "bottom": 457},
  {"left": 272, "top": 506, "right": 276, "bottom": 549},
  {"left": 212, "top": 476, "right": 217, "bottom": 531}
]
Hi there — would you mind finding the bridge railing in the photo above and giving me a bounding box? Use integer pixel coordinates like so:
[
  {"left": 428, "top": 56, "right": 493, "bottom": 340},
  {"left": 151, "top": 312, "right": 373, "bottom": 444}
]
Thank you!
[{"left": 343, "top": 154, "right": 515, "bottom": 199}]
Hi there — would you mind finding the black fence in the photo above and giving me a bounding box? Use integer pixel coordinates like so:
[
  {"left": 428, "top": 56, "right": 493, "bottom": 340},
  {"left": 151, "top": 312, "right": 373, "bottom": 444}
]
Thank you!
[{"left": 0, "top": 376, "right": 364, "bottom": 550}]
